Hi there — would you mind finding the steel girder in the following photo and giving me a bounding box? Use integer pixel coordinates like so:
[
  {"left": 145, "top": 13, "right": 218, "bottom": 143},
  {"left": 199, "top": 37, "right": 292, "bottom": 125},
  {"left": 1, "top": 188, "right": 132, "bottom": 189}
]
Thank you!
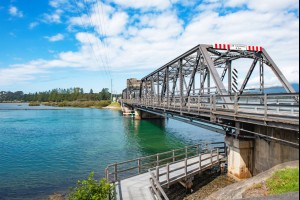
[{"left": 138, "top": 44, "right": 296, "bottom": 106}]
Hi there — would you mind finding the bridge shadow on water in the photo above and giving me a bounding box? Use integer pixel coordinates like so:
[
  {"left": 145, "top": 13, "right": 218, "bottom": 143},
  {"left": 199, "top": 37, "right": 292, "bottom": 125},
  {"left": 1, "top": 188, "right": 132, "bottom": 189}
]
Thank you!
[{"left": 121, "top": 117, "right": 224, "bottom": 157}]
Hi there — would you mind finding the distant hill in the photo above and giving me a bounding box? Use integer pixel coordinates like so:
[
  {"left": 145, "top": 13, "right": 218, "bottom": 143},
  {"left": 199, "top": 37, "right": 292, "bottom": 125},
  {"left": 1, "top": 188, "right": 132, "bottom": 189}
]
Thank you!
[
  {"left": 264, "top": 83, "right": 299, "bottom": 93},
  {"left": 244, "top": 83, "right": 299, "bottom": 94}
]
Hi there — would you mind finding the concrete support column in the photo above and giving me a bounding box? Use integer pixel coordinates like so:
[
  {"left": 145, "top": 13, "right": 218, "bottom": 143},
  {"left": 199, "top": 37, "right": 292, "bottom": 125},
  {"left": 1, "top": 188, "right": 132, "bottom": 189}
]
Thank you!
[
  {"left": 134, "top": 110, "right": 141, "bottom": 120},
  {"left": 225, "top": 135, "right": 254, "bottom": 180},
  {"left": 134, "top": 109, "right": 164, "bottom": 120}
]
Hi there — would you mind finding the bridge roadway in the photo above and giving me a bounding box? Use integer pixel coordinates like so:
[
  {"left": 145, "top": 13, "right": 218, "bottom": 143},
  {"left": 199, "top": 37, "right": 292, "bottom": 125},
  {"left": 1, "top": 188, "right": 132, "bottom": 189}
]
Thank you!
[{"left": 113, "top": 152, "right": 224, "bottom": 200}]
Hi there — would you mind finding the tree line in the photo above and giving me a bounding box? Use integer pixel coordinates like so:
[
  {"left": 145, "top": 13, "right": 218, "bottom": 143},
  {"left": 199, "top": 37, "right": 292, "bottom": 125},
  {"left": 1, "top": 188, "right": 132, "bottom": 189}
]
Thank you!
[{"left": 0, "top": 87, "right": 115, "bottom": 102}]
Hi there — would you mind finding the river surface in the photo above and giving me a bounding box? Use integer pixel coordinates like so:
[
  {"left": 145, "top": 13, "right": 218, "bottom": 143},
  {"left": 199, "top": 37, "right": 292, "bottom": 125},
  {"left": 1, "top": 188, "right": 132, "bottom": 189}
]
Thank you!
[{"left": 0, "top": 103, "right": 224, "bottom": 200}]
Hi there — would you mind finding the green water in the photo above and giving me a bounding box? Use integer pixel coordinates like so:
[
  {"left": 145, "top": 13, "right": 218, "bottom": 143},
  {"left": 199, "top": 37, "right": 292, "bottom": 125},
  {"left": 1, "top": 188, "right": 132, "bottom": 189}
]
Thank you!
[{"left": 0, "top": 103, "right": 224, "bottom": 199}]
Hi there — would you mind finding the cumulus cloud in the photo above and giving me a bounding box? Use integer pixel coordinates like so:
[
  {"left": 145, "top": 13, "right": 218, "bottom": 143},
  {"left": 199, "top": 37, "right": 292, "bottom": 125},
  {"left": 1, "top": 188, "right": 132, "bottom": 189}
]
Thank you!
[
  {"left": 45, "top": 33, "right": 65, "bottom": 42},
  {"left": 109, "top": 0, "right": 171, "bottom": 10},
  {"left": 9, "top": 6, "right": 23, "bottom": 17},
  {"left": 43, "top": 9, "right": 63, "bottom": 23},
  {"left": 1, "top": 0, "right": 299, "bottom": 89}
]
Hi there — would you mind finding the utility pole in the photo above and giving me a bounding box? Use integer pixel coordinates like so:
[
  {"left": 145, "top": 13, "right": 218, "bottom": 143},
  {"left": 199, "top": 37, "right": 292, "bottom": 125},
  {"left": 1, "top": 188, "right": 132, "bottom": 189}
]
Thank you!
[{"left": 111, "top": 79, "right": 113, "bottom": 101}]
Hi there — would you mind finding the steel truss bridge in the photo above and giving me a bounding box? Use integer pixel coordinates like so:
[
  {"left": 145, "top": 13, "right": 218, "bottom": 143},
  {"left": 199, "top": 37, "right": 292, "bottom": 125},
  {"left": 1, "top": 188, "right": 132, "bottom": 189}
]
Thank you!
[{"left": 123, "top": 44, "right": 299, "bottom": 146}]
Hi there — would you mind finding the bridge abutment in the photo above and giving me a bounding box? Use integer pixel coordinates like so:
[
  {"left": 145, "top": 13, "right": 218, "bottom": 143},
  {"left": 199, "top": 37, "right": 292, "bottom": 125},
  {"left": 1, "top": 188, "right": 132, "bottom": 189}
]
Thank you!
[
  {"left": 225, "top": 124, "right": 299, "bottom": 180},
  {"left": 253, "top": 126, "right": 299, "bottom": 175}
]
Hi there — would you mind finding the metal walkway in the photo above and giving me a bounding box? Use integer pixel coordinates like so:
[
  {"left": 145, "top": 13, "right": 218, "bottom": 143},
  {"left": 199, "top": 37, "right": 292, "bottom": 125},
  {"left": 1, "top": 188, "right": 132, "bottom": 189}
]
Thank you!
[{"left": 105, "top": 143, "right": 226, "bottom": 200}]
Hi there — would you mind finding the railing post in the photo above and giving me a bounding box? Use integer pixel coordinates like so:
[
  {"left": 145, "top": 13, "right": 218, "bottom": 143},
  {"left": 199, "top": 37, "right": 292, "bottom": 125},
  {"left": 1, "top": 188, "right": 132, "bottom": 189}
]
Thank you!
[
  {"left": 156, "top": 154, "right": 159, "bottom": 166},
  {"left": 188, "top": 96, "right": 191, "bottom": 112},
  {"left": 198, "top": 95, "right": 200, "bottom": 113},
  {"left": 234, "top": 93, "right": 238, "bottom": 115},
  {"left": 210, "top": 150, "right": 213, "bottom": 165},
  {"left": 156, "top": 166, "right": 160, "bottom": 181},
  {"left": 264, "top": 94, "right": 268, "bottom": 119},
  {"left": 166, "top": 163, "right": 170, "bottom": 187},
  {"left": 114, "top": 163, "right": 118, "bottom": 182},
  {"left": 184, "top": 158, "right": 188, "bottom": 177},
  {"left": 172, "top": 150, "right": 175, "bottom": 162},
  {"left": 224, "top": 142, "right": 227, "bottom": 158},
  {"left": 199, "top": 154, "right": 202, "bottom": 171},
  {"left": 185, "top": 146, "right": 188, "bottom": 158},
  {"left": 217, "top": 148, "right": 220, "bottom": 164},
  {"left": 138, "top": 159, "right": 141, "bottom": 174}
]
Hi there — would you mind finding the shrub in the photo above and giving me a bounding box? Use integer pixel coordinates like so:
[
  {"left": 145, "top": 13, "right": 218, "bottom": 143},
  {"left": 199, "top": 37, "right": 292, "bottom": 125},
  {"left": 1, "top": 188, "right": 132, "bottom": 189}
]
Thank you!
[
  {"left": 28, "top": 102, "right": 40, "bottom": 106},
  {"left": 68, "top": 172, "right": 114, "bottom": 200}
]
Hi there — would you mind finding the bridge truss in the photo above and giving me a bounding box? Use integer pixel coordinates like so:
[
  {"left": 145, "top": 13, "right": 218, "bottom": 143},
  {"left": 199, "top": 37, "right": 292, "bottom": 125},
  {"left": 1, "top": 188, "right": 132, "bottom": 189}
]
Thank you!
[{"left": 124, "top": 44, "right": 299, "bottom": 146}]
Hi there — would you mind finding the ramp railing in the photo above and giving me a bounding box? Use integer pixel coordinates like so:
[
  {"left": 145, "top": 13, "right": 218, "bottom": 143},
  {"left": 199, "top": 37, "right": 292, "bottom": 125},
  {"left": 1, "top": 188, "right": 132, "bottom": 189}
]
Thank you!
[{"left": 105, "top": 142, "right": 226, "bottom": 183}]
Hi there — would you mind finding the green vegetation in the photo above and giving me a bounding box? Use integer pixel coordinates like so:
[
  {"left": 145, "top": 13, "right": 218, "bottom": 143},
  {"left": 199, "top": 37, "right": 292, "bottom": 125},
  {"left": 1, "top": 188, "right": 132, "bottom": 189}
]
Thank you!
[
  {"left": 266, "top": 168, "right": 299, "bottom": 195},
  {"left": 0, "top": 87, "right": 121, "bottom": 102},
  {"left": 107, "top": 102, "right": 121, "bottom": 108},
  {"left": 43, "top": 100, "right": 111, "bottom": 108},
  {"left": 68, "top": 172, "right": 114, "bottom": 200},
  {"left": 28, "top": 102, "right": 40, "bottom": 106}
]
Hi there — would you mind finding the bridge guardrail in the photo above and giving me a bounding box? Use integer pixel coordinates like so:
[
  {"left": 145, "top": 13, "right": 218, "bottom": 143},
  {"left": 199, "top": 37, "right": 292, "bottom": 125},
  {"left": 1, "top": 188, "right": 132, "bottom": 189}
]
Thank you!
[{"left": 123, "top": 93, "right": 299, "bottom": 122}]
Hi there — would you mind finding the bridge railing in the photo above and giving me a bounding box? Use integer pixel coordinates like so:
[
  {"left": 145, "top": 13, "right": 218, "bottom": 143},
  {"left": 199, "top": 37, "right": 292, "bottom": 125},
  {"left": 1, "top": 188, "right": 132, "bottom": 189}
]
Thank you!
[
  {"left": 123, "top": 93, "right": 299, "bottom": 120},
  {"left": 105, "top": 142, "right": 226, "bottom": 183}
]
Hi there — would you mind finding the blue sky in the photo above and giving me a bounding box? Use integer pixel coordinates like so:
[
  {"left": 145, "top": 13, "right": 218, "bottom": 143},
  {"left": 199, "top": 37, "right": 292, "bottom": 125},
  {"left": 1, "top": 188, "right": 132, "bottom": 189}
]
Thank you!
[{"left": 0, "top": 0, "right": 299, "bottom": 93}]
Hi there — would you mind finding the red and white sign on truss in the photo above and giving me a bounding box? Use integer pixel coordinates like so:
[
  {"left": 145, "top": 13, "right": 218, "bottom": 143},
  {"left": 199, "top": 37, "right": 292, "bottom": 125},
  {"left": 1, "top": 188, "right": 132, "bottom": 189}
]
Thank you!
[{"left": 213, "top": 43, "right": 263, "bottom": 52}]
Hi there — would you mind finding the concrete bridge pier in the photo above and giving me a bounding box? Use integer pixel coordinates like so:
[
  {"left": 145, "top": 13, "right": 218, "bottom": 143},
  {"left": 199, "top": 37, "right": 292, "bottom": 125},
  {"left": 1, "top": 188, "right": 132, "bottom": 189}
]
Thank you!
[
  {"left": 134, "top": 109, "right": 164, "bottom": 120},
  {"left": 225, "top": 136, "right": 254, "bottom": 180}
]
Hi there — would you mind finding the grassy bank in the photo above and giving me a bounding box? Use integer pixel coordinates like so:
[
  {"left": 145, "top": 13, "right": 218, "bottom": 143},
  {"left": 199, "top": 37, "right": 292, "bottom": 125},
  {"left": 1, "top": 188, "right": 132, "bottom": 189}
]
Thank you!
[
  {"left": 42, "top": 100, "right": 111, "bottom": 108},
  {"left": 107, "top": 102, "right": 121, "bottom": 108},
  {"left": 266, "top": 167, "right": 299, "bottom": 195}
]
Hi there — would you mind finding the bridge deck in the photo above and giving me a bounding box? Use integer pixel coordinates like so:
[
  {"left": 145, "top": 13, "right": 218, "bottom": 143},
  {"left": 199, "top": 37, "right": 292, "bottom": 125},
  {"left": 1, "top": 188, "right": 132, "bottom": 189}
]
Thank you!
[{"left": 114, "top": 153, "right": 224, "bottom": 200}]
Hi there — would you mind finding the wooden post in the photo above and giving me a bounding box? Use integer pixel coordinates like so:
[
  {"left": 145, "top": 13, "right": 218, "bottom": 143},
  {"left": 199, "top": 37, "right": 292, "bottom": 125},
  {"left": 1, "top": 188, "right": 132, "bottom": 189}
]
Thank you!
[
  {"left": 138, "top": 159, "right": 141, "bottom": 174},
  {"left": 156, "top": 154, "right": 159, "bottom": 166},
  {"left": 114, "top": 163, "right": 118, "bottom": 182}
]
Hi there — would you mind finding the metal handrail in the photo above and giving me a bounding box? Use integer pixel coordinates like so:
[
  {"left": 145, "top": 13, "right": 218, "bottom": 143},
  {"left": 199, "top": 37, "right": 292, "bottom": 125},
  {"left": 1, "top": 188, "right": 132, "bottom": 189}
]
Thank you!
[
  {"left": 148, "top": 148, "right": 224, "bottom": 200},
  {"left": 105, "top": 142, "right": 226, "bottom": 182}
]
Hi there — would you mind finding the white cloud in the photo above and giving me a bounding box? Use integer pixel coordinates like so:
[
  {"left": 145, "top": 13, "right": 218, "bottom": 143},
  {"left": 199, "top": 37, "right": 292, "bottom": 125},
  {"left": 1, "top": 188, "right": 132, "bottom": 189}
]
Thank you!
[
  {"left": 69, "top": 2, "right": 128, "bottom": 36},
  {"left": 0, "top": 64, "right": 46, "bottom": 86},
  {"left": 1, "top": 0, "right": 299, "bottom": 89},
  {"left": 226, "top": 0, "right": 299, "bottom": 12},
  {"left": 49, "top": 0, "right": 69, "bottom": 8},
  {"left": 9, "top": 6, "right": 23, "bottom": 17},
  {"left": 43, "top": 9, "right": 63, "bottom": 23},
  {"left": 29, "top": 22, "right": 39, "bottom": 29},
  {"left": 109, "top": 0, "right": 171, "bottom": 10},
  {"left": 45, "top": 33, "right": 65, "bottom": 42}
]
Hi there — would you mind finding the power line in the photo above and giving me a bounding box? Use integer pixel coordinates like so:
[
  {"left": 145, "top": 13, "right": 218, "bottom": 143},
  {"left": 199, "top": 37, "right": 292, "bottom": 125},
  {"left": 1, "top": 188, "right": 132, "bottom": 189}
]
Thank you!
[
  {"left": 81, "top": 0, "right": 112, "bottom": 78},
  {"left": 72, "top": 0, "right": 111, "bottom": 78}
]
